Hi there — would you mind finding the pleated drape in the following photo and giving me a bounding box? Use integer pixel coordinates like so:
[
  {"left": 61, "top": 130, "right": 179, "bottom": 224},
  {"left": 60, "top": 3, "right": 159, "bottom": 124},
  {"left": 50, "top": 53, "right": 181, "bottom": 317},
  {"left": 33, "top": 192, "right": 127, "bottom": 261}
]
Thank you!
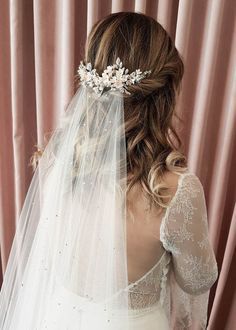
[{"left": 0, "top": 1, "right": 235, "bottom": 329}]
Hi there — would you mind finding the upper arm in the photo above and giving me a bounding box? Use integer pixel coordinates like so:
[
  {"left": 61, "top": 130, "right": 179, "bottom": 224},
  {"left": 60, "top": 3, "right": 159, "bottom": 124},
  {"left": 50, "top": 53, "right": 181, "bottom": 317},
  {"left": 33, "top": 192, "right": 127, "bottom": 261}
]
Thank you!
[{"left": 160, "top": 173, "right": 218, "bottom": 295}]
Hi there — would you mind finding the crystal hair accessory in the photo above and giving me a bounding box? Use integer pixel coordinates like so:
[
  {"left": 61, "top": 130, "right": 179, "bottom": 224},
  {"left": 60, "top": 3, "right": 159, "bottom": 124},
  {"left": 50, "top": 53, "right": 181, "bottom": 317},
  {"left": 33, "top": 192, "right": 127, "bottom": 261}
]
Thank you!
[{"left": 77, "top": 57, "right": 151, "bottom": 96}]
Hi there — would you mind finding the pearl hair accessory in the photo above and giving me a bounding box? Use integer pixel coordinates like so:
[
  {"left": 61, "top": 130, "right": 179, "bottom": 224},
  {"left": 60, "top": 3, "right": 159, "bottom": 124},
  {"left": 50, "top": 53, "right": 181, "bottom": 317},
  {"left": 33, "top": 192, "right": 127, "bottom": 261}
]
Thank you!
[{"left": 77, "top": 57, "right": 151, "bottom": 96}]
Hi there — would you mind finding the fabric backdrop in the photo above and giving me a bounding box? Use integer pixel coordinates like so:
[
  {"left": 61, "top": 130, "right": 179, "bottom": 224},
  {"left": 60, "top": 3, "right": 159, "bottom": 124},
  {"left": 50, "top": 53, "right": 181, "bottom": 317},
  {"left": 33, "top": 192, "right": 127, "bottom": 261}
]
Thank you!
[{"left": 0, "top": 1, "right": 235, "bottom": 329}]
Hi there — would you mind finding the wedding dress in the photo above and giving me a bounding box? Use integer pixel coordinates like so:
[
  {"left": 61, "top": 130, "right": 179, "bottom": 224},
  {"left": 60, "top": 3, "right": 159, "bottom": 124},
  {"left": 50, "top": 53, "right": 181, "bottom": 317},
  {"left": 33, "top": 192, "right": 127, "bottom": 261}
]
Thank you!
[
  {"left": 0, "top": 61, "right": 218, "bottom": 329},
  {"left": 40, "top": 170, "right": 218, "bottom": 330}
]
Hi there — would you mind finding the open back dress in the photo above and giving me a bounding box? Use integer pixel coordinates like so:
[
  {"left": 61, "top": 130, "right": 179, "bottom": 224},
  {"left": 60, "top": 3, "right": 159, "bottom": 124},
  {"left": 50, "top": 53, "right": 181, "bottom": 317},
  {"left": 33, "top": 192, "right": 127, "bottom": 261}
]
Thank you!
[{"left": 42, "top": 170, "right": 218, "bottom": 329}]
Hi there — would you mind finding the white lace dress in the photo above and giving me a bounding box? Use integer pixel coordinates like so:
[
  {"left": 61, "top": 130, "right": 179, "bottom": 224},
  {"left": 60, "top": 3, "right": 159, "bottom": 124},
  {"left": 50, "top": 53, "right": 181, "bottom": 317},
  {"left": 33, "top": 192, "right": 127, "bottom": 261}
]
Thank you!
[{"left": 43, "top": 171, "right": 218, "bottom": 329}]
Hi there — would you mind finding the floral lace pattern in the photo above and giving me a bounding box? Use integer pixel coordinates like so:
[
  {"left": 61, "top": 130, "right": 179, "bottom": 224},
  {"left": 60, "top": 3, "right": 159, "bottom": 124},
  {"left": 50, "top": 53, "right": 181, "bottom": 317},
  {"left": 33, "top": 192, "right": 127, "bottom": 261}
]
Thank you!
[
  {"left": 121, "top": 171, "right": 218, "bottom": 329},
  {"left": 124, "top": 251, "right": 171, "bottom": 310},
  {"left": 160, "top": 172, "right": 218, "bottom": 296}
]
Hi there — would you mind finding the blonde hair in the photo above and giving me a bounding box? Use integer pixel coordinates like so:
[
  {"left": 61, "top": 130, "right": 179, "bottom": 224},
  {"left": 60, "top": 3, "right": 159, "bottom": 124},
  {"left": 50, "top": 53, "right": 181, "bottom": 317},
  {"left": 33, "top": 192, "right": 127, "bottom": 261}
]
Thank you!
[{"left": 30, "top": 11, "right": 188, "bottom": 209}]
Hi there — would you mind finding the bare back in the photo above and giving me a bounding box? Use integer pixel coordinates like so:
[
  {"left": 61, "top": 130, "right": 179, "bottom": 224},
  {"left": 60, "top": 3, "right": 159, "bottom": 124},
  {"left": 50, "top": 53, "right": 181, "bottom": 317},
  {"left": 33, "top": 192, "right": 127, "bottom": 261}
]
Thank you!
[{"left": 126, "top": 172, "right": 180, "bottom": 283}]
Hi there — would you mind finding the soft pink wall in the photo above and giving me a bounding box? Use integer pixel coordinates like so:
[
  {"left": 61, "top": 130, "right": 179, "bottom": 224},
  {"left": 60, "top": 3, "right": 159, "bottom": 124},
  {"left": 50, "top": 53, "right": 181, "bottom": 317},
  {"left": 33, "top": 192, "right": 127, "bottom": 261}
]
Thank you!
[{"left": 0, "top": 1, "right": 235, "bottom": 329}]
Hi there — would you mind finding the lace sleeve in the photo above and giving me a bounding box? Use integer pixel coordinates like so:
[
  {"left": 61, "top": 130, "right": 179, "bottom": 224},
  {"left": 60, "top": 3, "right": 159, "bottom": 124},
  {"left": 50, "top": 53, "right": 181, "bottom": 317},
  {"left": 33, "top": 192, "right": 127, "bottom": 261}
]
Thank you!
[
  {"left": 160, "top": 172, "right": 218, "bottom": 329},
  {"left": 160, "top": 172, "right": 218, "bottom": 295}
]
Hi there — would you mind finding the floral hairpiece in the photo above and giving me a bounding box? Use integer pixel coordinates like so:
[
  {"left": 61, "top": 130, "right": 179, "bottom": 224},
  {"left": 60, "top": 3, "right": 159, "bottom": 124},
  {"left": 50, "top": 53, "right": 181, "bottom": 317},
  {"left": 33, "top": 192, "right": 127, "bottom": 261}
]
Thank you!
[{"left": 77, "top": 57, "right": 151, "bottom": 96}]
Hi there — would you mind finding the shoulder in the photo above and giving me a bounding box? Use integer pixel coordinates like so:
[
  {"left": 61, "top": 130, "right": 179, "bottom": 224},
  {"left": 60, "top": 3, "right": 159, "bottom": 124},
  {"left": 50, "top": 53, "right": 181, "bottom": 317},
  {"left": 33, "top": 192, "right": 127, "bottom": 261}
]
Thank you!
[
  {"left": 161, "top": 169, "right": 187, "bottom": 194},
  {"left": 161, "top": 169, "right": 204, "bottom": 204},
  {"left": 180, "top": 171, "right": 205, "bottom": 195}
]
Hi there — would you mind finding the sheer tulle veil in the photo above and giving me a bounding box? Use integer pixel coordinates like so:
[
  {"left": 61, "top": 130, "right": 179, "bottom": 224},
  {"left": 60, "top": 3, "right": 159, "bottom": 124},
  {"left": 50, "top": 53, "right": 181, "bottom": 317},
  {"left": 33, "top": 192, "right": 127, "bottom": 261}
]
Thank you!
[{"left": 0, "top": 83, "right": 132, "bottom": 329}]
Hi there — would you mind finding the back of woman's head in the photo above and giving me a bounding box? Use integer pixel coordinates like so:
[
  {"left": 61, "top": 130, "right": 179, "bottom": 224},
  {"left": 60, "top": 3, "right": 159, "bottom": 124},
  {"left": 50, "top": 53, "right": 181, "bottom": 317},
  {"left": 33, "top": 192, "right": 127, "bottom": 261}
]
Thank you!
[
  {"left": 30, "top": 11, "right": 188, "bottom": 210},
  {"left": 85, "top": 11, "right": 188, "bottom": 209}
]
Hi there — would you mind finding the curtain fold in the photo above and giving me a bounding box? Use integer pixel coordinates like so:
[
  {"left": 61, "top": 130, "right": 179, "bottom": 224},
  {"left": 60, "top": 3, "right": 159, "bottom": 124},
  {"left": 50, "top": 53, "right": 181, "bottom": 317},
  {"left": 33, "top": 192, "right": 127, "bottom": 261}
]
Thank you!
[{"left": 0, "top": 1, "right": 235, "bottom": 329}]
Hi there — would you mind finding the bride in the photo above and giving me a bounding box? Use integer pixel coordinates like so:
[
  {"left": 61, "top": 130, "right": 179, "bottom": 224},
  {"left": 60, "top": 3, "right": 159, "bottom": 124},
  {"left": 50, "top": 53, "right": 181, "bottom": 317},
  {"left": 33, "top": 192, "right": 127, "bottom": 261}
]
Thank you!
[{"left": 0, "top": 11, "right": 218, "bottom": 330}]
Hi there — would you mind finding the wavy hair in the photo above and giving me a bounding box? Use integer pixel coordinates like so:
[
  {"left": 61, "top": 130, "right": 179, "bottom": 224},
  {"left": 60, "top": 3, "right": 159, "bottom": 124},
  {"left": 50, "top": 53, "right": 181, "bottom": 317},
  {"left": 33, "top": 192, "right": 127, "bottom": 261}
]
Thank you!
[{"left": 30, "top": 11, "right": 188, "bottom": 210}]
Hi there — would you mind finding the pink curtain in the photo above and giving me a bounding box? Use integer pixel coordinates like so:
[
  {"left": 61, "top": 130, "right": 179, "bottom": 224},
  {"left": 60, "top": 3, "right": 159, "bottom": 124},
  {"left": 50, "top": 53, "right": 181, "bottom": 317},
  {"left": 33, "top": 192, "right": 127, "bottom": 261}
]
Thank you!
[{"left": 0, "top": 1, "right": 235, "bottom": 329}]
